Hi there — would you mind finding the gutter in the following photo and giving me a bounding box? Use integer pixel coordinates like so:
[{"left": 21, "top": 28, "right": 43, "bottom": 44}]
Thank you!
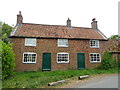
[{"left": 9, "top": 36, "right": 108, "bottom": 41}]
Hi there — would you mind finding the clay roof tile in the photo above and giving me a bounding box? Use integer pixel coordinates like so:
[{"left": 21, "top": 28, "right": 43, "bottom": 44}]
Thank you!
[{"left": 11, "top": 23, "right": 107, "bottom": 40}]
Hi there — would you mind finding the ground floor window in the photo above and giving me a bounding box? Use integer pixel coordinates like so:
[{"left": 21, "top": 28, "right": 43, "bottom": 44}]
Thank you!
[
  {"left": 57, "top": 53, "right": 69, "bottom": 63},
  {"left": 23, "top": 52, "right": 37, "bottom": 63},
  {"left": 90, "top": 53, "right": 101, "bottom": 63}
]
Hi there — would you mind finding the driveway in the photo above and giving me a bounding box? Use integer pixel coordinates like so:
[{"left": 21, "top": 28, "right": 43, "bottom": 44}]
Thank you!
[{"left": 69, "top": 74, "right": 119, "bottom": 88}]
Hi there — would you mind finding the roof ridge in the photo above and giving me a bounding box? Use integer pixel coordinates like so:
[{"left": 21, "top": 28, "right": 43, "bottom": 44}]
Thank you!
[{"left": 22, "top": 23, "right": 91, "bottom": 29}]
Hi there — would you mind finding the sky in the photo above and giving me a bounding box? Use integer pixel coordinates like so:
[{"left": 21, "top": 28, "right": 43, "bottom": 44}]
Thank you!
[{"left": 0, "top": 0, "right": 119, "bottom": 38}]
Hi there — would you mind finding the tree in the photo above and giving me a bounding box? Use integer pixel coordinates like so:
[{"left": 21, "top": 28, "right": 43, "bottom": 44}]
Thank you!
[
  {"left": 0, "top": 21, "right": 2, "bottom": 38},
  {"left": 108, "top": 35, "right": 119, "bottom": 40},
  {"left": 0, "top": 21, "right": 13, "bottom": 43}
]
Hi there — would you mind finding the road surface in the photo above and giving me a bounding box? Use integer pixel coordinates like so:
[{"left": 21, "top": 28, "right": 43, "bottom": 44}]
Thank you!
[{"left": 69, "top": 74, "right": 119, "bottom": 88}]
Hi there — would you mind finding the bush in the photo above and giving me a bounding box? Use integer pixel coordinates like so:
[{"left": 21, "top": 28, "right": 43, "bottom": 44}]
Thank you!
[
  {"left": 118, "top": 56, "right": 120, "bottom": 68},
  {"left": 97, "top": 51, "right": 117, "bottom": 70},
  {"left": 1, "top": 41, "right": 15, "bottom": 79}
]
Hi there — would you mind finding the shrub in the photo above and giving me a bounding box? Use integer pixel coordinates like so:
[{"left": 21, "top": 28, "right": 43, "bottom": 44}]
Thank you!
[
  {"left": 97, "top": 51, "right": 117, "bottom": 70},
  {"left": 118, "top": 56, "right": 120, "bottom": 68},
  {"left": 1, "top": 41, "right": 15, "bottom": 79}
]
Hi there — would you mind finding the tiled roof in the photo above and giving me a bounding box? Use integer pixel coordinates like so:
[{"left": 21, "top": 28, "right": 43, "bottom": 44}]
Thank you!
[
  {"left": 11, "top": 23, "right": 107, "bottom": 40},
  {"left": 108, "top": 39, "right": 120, "bottom": 52}
]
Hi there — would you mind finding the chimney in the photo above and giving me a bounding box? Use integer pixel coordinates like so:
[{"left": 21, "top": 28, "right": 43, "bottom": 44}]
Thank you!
[
  {"left": 91, "top": 18, "right": 98, "bottom": 29},
  {"left": 66, "top": 18, "right": 71, "bottom": 27},
  {"left": 17, "top": 11, "right": 23, "bottom": 24}
]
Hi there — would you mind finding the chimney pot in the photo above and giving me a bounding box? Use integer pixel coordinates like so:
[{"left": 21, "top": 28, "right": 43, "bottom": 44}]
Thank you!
[{"left": 92, "top": 18, "right": 96, "bottom": 21}]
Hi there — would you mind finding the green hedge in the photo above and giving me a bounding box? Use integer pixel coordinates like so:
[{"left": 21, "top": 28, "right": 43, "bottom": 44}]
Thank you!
[
  {"left": 1, "top": 41, "right": 15, "bottom": 79},
  {"left": 97, "top": 51, "right": 117, "bottom": 70}
]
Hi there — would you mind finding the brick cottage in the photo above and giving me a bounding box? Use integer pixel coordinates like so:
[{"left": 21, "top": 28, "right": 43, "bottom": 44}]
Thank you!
[{"left": 10, "top": 11, "right": 108, "bottom": 72}]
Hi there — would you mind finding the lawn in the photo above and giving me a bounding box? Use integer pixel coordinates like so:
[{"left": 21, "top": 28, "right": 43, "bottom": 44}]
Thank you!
[{"left": 3, "top": 68, "right": 118, "bottom": 88}]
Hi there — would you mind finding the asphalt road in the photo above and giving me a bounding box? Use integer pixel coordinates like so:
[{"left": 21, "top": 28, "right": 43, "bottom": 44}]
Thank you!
[{"left": 70, "top": 74, "right": 119, "bottom": 88}]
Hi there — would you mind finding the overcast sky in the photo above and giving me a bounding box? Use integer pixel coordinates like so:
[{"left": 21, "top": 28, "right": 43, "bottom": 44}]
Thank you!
[{"left": 0, "top": 0, "right": 119, "bottom": 37}]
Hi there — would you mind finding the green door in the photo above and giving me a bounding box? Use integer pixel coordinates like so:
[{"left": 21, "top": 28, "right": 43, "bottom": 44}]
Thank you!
[
  {"left": 77, "top": 53, "right": 85, "bottom": 69},
  {"left": 42, "top": 53, "right": 51, "bottom": 71}
]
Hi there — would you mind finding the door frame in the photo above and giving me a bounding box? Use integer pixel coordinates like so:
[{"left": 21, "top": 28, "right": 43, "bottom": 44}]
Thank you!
[
  {"left": 42, "top": 52, "right": 51, "bottom": 71},
  {"left": 77, "top": 53, "right": 85, "bottom": 70}
]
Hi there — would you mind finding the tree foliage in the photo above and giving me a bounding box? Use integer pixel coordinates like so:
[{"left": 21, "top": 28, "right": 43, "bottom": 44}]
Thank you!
[
  {"left": 0, "top": 21, "right": 13, "bottom": 43},
  {"left": 108, "top": 35, "right": 119, "bottom": 40},
  {"left": 0, "top": 21, "right": 15, "bottom": 79},
  {"left": 1, "top": 41, "right": 15, "bottom": 79},
  {"left": 0, "top": 21, "right": 2, "bottom": 39},
  {"left": 97, "top": 51, "right": 117, "bottom": 70},
  {"left": 118, "top": 56, "right": 120, "bottom": 68}
]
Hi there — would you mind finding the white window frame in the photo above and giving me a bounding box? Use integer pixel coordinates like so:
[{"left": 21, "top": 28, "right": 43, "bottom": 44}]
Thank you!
[
  {"left": 58, "top": 39, "right": 68, "bottom": 47},
  {"left": 23, "top": 52, "right": 37, "bottom": 64},
  {"left": 57, "top": 52, "right": 69, "bottom": 63},
  {"left": 89, "top": 53, "right": 101, "bottom": 63},
  {"left": 90, "top": 40, "right": 99, "bottom": 48},
  {"left": 25, "top": 38, "right": 36, "bottom": 46}
]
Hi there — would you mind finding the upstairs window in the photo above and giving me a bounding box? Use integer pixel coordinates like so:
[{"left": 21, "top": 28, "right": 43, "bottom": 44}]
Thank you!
[
  {"left": 90, "top": 53, "right": 101, "bottom": 63},
  {"left": 58, "top": 39, "right": 68, "bottom": 47},
  {"left": 23, "top": 52, "right": 37, "bottom": 63},
  {"left": 25, "top": 38, "right": 36, "bottom": 46},
  {"left": 57, "top": 53, "right": 69, "bottom": 63},
  {"left": 90, "top": 40, "right": 99, "bottom": 48}
]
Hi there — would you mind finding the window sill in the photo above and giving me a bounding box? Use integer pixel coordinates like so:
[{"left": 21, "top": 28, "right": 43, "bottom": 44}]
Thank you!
[
  {"left": 57, "top": 62, "right": 69, "bottom": 64},
  {"left": 23, "top": 62, "right": 36, "bottom": 64},
  {"left": 90, "top": 61, "right": 101, "bottom": 63},
  {"left": 58, "top": 46, "right": 68, "bottom": 47},
  {"left": 90, "top": 47, "right": 99, "bottom": 48},
  {"left": 25, "top": 45, "right": 36, "bottom": 47}
]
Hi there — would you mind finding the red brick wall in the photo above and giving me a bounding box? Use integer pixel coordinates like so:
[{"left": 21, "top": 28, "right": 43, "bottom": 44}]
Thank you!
[
  {"left": 10, "top": 38, "right": 108, "bottom": 72},
  {"left": 107, "top": 39, "right": 120, "bottom": 61}
]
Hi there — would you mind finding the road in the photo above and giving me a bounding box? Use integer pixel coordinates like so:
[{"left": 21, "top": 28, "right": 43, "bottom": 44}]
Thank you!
[{"left": 69, "top": 74, "right": 119, "bottom": 88}]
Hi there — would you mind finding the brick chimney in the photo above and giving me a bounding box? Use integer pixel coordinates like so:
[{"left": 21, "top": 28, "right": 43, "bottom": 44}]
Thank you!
[
  {"left": 91, "top": 18, "right": 98, "bottom": 29},
  {"left": 66, "top": 18, "right": 71, "bottom": 27},
  {"left": 17, "top": 11, "right": 23, "bottom": 24}
]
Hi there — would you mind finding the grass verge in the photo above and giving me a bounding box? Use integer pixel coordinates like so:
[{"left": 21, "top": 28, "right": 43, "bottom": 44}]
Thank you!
[{"left": 3, "top": 68, "right": 118, "bottom": 88}]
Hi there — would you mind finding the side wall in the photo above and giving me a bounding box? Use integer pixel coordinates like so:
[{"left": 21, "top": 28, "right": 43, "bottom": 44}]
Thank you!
[
  {"left": 107, "top": 39, "right": 120, "bottom": 61},
  {"left": 10, "top": 38, "right": 108, "bottom": 72}
]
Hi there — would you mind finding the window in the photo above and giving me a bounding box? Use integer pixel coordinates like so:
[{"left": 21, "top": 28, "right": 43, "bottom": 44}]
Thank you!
[
  {"left": 25, "top": 38, "right": 36, "bottom": 46},
  {"left": 90, "top": 40, "right": 99, "bottom": 48},
  {"left": 58, "top": 39, "right": 68, "bottom": 47},
  {"left": 23, "top": 52, "right": 37, "bottom": 63},
  {"left": 57, "top": 53, "right": 69, "bottom": 63},
  {"left": 90, "top": 53, "right": 101, "bottom": 63}
]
